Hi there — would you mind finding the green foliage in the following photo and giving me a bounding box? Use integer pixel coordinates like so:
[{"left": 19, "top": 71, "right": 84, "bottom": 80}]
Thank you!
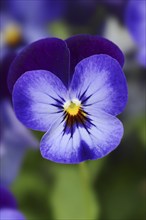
[
  {"left": 49, "top": 21, "right": 70, "bottom": 39},
  {"left": 11, "top": 149, "right": 104, "bottom": 220},
  {"left": 50, "top": 163, "right": 99, "bottom": 220}
]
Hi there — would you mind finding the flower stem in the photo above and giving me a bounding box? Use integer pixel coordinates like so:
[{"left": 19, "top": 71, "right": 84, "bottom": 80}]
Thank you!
[{"left": 79, "top": 162, "right": 91, "bottom": 219}]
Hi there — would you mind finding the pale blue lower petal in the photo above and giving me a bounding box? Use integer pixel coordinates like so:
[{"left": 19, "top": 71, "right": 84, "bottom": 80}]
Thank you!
[
  {"left": 81, "top": 108, "right": 124, "bottom": 157},
  {"left": 40, "top": 119, "right": 81, "bottom": 163},
  {"left": 40, "top": 109, "right": 123, "bottom": 163}
]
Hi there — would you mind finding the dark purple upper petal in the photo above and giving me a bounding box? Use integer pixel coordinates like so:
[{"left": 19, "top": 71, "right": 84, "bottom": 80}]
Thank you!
[
  {"left": 8, "top": 35, "right": 125, "bottom": 93},
  {"left": 8, "top": 38, "right": 70, "bottom": 93},
  {"left": 0, "top": 186, "right": 17, "bottom": 209},
  {"left": 65, "top": 34, "right": 124, "bottom": 76}
]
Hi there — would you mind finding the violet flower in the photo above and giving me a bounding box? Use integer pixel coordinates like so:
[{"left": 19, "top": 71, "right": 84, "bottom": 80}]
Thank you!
[
  {"left": 10, "top": 35, "right": 128, "bottom": 164},
  {"left": 3, "top": 0, "right": 64, "bottom": 26},
  {"left": 0, "top": 54, "right": 38, "bottom": 186},
  {"left": 0, "top": 12, "right": 49, "bottom": 57},
  {"left": 1, "top": 0, "right": 65, "bottom": 45},
  {"left": 1, "top": 0, "right": 58, "bottom": 58},
  {"left": 101, "top": 0, "right": 128, "bottom": 21},
  {"left": 0, "top": 99, "right": 38, "bottom": 185},
  {"left": 125, "top": 0, "right": 146, "bottom": 67},
  {"left": 0, "top": 14, "right": 25, "bottom": 61},
  {"left": 0, "top": 186, "right": 25, "bottom": 220}
]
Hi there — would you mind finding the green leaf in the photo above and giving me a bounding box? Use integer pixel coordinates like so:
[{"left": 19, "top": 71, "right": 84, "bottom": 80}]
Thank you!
[
  {"left": 11, "top": 173, "right": 53, "bottom": 220},
  {"left": 87, "top": 158, "right": 105, "bottom": 182}
]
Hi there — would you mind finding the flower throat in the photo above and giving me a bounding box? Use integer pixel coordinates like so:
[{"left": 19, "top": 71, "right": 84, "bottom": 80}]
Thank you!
[{"left": 63, "top": 99, "right": 88, "bottom": 134}]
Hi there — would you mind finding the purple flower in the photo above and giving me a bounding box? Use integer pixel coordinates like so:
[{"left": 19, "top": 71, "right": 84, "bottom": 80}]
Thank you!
[
  {"left": 0, "top": 53, "right": 38, "bottom": 185},
  {"left": 1, "top": 0, "right": 56, "bottom": 59},
  {"left": 3, "top": 0, "right": 64, "bottom": 26},
  {"left": 125, "top": 0, "right": 146, "bottom": 66},
  {"left": 0, "top": 186, "right": 17, "bottom": 209},
  {"left": 0, "top": 15, "right": 23, "bottom": 60},
  {"left": 0, "top": 186, "right": 25, "bottom": 220},
  {"left": 101, "top": 0, "right": 128, "bottom": 21},
  {"left": 0, "top": 12, "right": 49, "bottom": 55},
  {"left": 0, "top": 99, "right": 38, "bottom": 185},
  {"left": 11, "top": 35, "right": 128, "bottom": 164},
  {"left": 0, "top": 209, "right": 25, "bottom": 220}
]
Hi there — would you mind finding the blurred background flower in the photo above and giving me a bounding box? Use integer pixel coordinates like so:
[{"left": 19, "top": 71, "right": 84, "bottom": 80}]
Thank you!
[
  {"left": 0, "top": 99, "right": 38, "bottom": 186},
  {"left": 0, "top": 52, "right": 38, "bottom": 187},
  {"left": 0, "top": 186, "right": 25, "bottom": 220},
  {"left": 0, "top": 0, "right": 145, "bottom": 220},
  {"left": 125, "top": 0, "right": 146, "bottom": 66}
]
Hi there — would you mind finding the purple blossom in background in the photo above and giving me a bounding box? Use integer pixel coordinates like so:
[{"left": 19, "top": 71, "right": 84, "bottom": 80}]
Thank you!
[
  {"left": 0, "top": 186, "right": 25, "bottom": 220},
  {"left": 0, "top": 54, "right": 38, "bottom": 186},
  {"left": 0, "top": 209, "right": 25, "bottom": 220},
  {"left": 11, "top": 35, "right": 128, "bottom": 164},
  {"left": 102, "top": 0, "right": 128, "bottom": 21},
  {"left": 0, "top": 53, "right": 16, "bottom": 100},
  {"left": 3, "top": 0, "right": 64, "bottom": 26},
  {"left": 0, "top": 14, "right": 25, "bottom": 60},
  {"left": 125, "top": 0, "right": 146, "bottom": 66},
  {"left": 0, "top": 13, "right": 49, "bottom": 55},
  {"left": 0, "top": 186, "right": 17, "bottom": 209},
  {"left": 0, "top": 100, "right": 38, "bottom": 185},
  {"left": 0, "top": 0, "right": 60, "bottom": 56}
]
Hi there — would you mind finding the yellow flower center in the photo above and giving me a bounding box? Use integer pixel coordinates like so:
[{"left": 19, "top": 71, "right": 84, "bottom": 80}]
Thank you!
[{"left": 64, "top": 99, "right": 81, "bottom": 116}]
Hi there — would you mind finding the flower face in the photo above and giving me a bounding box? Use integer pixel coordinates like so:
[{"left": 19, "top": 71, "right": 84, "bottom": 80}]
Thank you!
[{"left": 12, "top": 53, "right": 128, "bottom": 164}]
